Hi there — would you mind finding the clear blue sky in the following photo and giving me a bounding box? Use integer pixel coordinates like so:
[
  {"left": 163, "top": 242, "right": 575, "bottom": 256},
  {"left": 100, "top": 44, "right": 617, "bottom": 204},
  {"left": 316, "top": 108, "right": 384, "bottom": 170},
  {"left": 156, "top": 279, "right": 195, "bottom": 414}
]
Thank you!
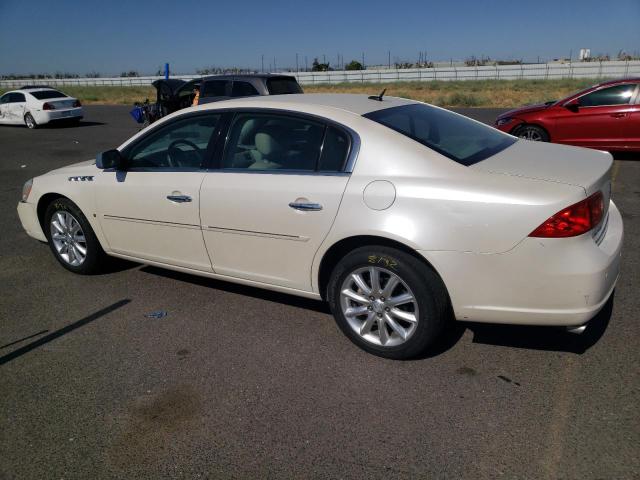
[{"left": 0, "top": 0, "right": 638, "bottom": 75}]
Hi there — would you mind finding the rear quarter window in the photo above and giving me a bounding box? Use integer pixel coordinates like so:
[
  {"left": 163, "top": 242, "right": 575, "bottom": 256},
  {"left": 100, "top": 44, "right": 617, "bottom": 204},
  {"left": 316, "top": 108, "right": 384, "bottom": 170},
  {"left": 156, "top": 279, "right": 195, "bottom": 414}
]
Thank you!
[
  {"left": 202, "top": 80, "right": 229, "bottom": 97},
  {"left": 364, "top": 103, "right": 516, "bottom": 166}
]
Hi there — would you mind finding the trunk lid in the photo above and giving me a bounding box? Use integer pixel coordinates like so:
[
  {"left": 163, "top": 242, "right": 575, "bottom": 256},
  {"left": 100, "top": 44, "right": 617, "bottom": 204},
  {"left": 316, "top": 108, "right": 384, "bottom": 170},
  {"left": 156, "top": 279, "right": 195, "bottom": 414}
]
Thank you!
[
  {"left": 472, "top": 139, "right": 613, "bottom": 238},
  {"left": 47, "top": 98, "right": 77, "bottom": 109}
]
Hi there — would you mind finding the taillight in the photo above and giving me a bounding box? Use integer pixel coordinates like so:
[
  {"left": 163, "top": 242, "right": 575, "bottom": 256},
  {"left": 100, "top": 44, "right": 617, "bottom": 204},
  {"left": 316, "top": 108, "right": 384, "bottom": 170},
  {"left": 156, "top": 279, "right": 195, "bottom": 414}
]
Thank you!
[
  {"left": 73, "top": 100, "right": 81, "bottom": 107},
  {"left": 529, "top": 191, "right": 604, "bottom": 238},
  {"left": 43, "top": 102, "right": 55, "bottom": 110}
]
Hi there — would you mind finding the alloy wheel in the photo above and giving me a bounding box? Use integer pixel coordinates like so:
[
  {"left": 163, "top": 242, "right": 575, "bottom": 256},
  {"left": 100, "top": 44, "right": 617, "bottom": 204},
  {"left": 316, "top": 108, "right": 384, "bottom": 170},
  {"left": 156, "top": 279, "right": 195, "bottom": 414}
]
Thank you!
[
  {"left": 340, "top": 266, "right": 419, "bottom": 347},
  {"left": 50, "top": 211, "right": 87, "bottom": 266},
  {"left": 518, "top": 127, "right": 543, "bottom": 141}
]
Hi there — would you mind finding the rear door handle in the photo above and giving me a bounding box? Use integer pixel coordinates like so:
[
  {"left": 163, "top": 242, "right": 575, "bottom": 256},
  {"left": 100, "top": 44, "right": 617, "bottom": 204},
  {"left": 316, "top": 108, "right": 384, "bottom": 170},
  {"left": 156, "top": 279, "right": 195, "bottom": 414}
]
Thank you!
[
  {"left": 166, "top": 194, "right": 192, "bottom": 203},
  {"left": 610, "top": 113, "right": 627, "bottom": 118},
  {"left": 289, "top": 202, "right": 323, "bottom": 211}
]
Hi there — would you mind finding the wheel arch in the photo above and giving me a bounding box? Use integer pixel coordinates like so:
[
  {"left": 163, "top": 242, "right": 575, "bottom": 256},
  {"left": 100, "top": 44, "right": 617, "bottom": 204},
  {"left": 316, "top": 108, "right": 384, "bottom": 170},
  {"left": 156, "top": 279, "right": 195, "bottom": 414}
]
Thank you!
[{"left": 316, "top": 235, "right": 447, "bottom": 301}]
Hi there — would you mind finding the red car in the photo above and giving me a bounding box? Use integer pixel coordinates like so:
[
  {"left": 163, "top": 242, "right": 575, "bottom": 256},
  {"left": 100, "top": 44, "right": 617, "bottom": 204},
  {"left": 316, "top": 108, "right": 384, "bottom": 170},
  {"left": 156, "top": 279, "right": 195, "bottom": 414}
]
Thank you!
[{"left": 495, "top": 78, "right": 640, "bottom": 152}]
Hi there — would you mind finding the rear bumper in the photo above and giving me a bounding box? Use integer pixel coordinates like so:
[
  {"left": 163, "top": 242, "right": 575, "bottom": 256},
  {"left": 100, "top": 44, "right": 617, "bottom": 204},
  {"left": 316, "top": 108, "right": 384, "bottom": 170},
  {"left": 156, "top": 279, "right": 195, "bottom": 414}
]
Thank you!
[
  {"left": 17, "top": 201, "right": 46, "bottom": 242},
  {"left": 33, "top": 107, "right": 83, "bottom": 124},
  {"left": 421, "top": 200, "right": 623, "bottom": 326}
]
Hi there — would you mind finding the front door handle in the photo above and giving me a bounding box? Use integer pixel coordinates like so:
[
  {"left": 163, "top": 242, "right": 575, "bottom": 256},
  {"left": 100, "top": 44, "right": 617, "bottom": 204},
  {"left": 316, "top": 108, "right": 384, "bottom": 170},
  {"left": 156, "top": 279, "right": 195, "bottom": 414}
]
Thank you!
[
  {"left": 166, "top": 194, "right": 192, "bottom": 203},
  {"left": 289, "top": 202, "right": 323, "bottom": 211},
  {"left": 610, "top": 113, "right": 627, "bottom": 118}
]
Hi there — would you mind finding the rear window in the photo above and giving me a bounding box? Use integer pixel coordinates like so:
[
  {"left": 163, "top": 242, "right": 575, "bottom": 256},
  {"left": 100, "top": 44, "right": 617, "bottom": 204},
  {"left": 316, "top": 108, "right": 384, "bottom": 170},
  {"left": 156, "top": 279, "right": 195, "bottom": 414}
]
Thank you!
[
  {"left": 30, "top": 90, "right": 68, "bottom": 100},
  {"left": 364, "top": 104, "right": 516, "bottom": 166},
  {"left": 266, "top": 78, "right": 303, "bottom": 95}
]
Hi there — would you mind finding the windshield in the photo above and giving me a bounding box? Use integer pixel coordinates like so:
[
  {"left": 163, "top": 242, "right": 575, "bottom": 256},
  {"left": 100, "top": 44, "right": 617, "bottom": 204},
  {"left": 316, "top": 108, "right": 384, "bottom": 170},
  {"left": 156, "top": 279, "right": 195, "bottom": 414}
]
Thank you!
[
  {"left": 364, "top": 103, "right": 516, "bottom": 166},
  {"left": 266, "top": 78, "right": 303, "bottom": 95},
  {"left": 30, "top": 90, "right": 68, "bottom": 100}
]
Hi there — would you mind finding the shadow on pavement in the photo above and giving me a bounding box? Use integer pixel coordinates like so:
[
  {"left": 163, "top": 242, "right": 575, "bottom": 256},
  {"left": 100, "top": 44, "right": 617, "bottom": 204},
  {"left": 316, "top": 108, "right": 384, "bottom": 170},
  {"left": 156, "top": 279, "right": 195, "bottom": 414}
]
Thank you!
[
  {"left": 464, "top": 292, "right": 615, "bottom": 354},
  {"left": 0, "top": 299, "right": 131, "bottom": 366},
  {"left": 140, "top": 266, "right": 331, "bottom": 314}
]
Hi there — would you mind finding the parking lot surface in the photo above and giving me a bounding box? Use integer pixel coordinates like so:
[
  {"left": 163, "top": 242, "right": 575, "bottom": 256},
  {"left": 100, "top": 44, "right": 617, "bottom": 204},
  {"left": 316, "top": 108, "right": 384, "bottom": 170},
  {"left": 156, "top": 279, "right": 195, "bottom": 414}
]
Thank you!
[{"left": 1, "top": 106, "right": 638, "bottom": 479}]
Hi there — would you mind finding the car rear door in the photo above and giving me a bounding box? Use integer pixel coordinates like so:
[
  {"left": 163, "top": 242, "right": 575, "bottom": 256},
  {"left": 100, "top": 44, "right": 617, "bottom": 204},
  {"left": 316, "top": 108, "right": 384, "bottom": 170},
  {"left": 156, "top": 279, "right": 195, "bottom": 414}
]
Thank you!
[
  {"left": 199, "top": 110, "right": 355, "bottom": 291},
  {"left": 0, "top": 93, "right": 10, "bottom": 123},
  {"left": 94, "top": 112, "right": 222, "bottom": 271},
  {"left": 552, "top": 83, "right": 638, "bottom": 149}
]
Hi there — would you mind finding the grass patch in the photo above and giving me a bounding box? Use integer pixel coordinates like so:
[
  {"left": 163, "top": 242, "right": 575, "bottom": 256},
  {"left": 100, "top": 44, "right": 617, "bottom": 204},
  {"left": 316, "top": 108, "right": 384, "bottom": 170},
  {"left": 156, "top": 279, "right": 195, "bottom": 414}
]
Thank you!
[{"left": 1, "top": 78, "right": 600, "bottom": 107}]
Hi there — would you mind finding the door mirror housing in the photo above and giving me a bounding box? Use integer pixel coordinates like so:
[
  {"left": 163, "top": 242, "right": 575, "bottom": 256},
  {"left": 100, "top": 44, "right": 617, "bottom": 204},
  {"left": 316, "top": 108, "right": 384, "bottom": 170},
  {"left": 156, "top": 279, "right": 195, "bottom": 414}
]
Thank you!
[
  {"left": 96, "top": 149, "right": 126, "bottom": 170},
  {"left": 564, "top": 99, "right": 580, "bottom": 111}
]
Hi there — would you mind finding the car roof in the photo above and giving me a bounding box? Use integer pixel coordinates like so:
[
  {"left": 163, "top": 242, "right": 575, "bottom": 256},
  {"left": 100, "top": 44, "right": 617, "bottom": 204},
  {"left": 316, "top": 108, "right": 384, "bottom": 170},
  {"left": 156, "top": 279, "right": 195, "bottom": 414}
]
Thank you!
[
  {"left": 595, "top": 77, "right": 640, "bottom": 87},
  {"left": 19, "top": 87, "right": 63, "bottom": 92},
  {"left": 202, "top": 73, "right": 297, "bottom": 81},
  {"left": 197, "top": 93, "right": 418, "bottom": 115}
]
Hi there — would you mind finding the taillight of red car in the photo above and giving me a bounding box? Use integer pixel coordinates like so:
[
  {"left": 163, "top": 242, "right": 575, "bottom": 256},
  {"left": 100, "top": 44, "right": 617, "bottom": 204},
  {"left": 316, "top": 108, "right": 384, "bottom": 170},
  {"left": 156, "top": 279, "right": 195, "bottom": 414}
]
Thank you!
[
  {"left": 73, "top": 100, "right": 81, "bottom": 107},
  {"left": 529, "top": 191, "right": 604, "bottom": 238},
  {"left": 42, "top": 102, "right": 55, "bottom": 110}
]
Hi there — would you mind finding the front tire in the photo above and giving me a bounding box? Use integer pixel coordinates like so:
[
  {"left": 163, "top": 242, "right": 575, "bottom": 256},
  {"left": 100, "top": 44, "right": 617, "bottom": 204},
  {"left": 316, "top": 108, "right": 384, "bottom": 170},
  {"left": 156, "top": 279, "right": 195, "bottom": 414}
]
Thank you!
[
  {"left": 24, "top": 113, "right": 37, "bottom": 129},
  {"left": 44, "top": 198, "right": 107, "bottom": 274},
  {"left": 327, "top": 246, "right": 448, "bottom": 359},
  {"left": 513, "top": 124, "right": 549, "bottom": 142}
]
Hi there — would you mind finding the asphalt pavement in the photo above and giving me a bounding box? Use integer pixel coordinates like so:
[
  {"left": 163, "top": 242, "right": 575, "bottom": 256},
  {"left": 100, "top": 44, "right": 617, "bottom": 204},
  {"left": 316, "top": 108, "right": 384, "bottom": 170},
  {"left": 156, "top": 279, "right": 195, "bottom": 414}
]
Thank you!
[{"left": 0, "top": 105, "right": 638, "bottom": 479}]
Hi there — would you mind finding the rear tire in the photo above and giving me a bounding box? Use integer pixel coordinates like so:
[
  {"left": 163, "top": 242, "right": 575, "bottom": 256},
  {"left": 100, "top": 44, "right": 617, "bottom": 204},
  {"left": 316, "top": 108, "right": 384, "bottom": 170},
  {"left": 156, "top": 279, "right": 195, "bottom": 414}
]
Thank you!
[
  {"left": 24, "top": 113, "right": 37, "bottom": 129},
  {"left": 327, "top": 246, "right": 448, "bottom": 359},
  {"left": 513, "top": 124, "right": 549, "bottom": 142},
  {"left": 44, "top": 198, "right": 107, "bottom": 274}
]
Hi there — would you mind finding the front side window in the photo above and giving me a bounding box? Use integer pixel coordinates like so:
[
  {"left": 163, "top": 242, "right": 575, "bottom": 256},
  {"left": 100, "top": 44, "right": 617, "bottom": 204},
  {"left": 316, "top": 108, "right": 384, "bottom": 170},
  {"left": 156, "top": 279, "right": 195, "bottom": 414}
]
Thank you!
[
  {"left": 222, "top": 113, "right": 325, "bottom": 171},
  {"left": 127, "top": 114, "right": 221, "bottom": 169},
  {"left": 364, "top": 104, "right": 516, "bottom": 166},
  {"left": 202, "top": 80, "right": 229, "bottom": 97},
  {"left": 0, "top": 94, "right": 10, "bottom": 104},
  {"left": 231, "top": 81, "right": 259, "bottom": 98},
  {"left": 578, "top": 84, "right": 637, "bottom": 107},
  {"left": 30, "top": 90, "right": 67, "bottom": 100}
]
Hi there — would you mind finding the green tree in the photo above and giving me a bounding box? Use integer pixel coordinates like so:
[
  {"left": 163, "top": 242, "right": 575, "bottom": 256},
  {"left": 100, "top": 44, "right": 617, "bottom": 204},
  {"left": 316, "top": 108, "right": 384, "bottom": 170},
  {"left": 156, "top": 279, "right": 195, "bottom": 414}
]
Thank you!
[{"left": 345, "top": 60, "right": 363, "bottom": 71}]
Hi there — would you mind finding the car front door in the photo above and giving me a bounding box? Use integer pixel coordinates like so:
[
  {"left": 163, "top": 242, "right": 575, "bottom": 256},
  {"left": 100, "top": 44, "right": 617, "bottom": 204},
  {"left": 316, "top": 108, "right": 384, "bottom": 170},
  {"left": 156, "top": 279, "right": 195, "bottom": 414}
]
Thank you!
[
  {"left": 7, "top": 92, "right": 26, "bottom": 123},
  {"left": 94, "top": 112, "right": 222, "bottom": 271},
  {"left": 0, "top": 93, "right": 10, "bottom": 123},
  {"left": 552, "top": 83, "right": 638, "bottom": 149},
  {"left": 199, "top": 111, "right": 355, "bottom": 291}
]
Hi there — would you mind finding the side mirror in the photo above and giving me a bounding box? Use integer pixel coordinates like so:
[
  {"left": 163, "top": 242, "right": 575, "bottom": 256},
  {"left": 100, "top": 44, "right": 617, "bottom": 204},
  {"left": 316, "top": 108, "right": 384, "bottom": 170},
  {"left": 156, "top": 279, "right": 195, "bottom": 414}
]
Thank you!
[
  {"left": 96, "top": 149, "right": 126, "bottom": 170},
  {"left": 564, "top": 99, "right": 580, "bottom": 111}
]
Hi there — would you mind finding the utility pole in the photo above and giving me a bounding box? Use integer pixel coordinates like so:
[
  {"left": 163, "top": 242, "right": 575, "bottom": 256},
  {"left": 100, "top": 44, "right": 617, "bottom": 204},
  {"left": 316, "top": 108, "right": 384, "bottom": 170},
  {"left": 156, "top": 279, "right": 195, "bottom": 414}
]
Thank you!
[
  {"left": 323, "top": 54, "right": 326, "bottom": 65},
  {"left": 261, "top": 54, "right": 264, "bottom": 73},
  {"left": 362, "top": 52, "right": 365, "bottom": 69},
  {"left": 305, "top": 56, "right": 308, "bottom": 72},
  {"left": 388, "top": 50, "right": 391, "bottom": 69},
  {"left": 274, "top": 57, "right": 277, "bottom": 72},
  {"left": 296, "top": 53, "right": 299, "bottom": 72}
]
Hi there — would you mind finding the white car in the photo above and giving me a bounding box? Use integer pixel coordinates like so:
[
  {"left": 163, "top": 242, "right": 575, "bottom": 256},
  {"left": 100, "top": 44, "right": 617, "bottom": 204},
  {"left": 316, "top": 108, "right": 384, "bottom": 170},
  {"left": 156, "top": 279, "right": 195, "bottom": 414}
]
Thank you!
[
  {"left": 17, "top": 94, "right": 623, "bottom": 358},
  {"left": 0, "top": 87, "right": 83, "bottom": 128}
]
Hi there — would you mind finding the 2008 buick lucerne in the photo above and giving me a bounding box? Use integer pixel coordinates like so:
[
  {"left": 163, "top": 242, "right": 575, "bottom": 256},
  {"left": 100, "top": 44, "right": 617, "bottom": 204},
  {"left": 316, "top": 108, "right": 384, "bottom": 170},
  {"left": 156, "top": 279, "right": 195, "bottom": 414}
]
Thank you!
[{"left": 17, "top": 94, "right": 623, "bottom": 359}]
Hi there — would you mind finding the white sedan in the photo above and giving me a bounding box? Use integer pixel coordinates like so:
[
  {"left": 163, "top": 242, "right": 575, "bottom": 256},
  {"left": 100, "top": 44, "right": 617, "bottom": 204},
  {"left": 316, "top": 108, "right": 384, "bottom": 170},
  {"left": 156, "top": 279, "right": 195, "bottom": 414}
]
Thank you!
[
  {"left": 17, "top": 94, "right": 623, "bottom": 358},
  {"left": 0, "top": 87, "right": 83, "bottom": 128}
]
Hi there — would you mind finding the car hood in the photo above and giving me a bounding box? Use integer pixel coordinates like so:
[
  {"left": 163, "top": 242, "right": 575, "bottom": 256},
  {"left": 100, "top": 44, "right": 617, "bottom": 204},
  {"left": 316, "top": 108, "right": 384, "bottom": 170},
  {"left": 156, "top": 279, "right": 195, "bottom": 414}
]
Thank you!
[
  {"left": 498, "top": 103, "right": 553, "bottom": 118},
  {"left": 472, "top": 139, "right": 612, "bottom": 195},
  {"left": 43, "top": 159, "right": 97, "bottom": 176}
]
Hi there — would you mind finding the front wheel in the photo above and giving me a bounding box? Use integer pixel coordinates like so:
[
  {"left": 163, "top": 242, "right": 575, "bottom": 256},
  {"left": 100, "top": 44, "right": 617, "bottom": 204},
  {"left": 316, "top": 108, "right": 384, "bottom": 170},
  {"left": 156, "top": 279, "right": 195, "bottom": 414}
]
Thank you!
[
  {"left": 514, "top": 124, "right": 549, "bottom": 142},
  {"left": 327, "top": 246, "right": 449, "bottom": 359},
  {"left": 44, "top": 198, "right": 107, "bottom": 274}
]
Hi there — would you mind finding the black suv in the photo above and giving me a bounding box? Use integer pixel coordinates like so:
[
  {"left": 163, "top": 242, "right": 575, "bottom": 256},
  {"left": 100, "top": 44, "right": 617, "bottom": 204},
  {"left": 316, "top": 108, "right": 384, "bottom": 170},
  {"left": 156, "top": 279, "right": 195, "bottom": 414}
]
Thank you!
[{"left": 152, "top": 74, "right": 303, "bottom": 116}]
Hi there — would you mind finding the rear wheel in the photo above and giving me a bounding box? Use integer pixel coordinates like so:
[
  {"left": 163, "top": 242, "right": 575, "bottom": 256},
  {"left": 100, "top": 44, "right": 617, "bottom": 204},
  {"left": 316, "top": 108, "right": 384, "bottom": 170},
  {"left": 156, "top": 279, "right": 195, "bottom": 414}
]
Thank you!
[
  {"left": 44, "top": 198, "right": 107, "bottom": 274},
  {"left": 514, "top": 124, "right": 549, "bottom": 142},
  {"left": 327, "top": 246, "right": 448, "bottom": 359},
  {"left": 24, "top": 113, "right": 37, "bottom": 129}
]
